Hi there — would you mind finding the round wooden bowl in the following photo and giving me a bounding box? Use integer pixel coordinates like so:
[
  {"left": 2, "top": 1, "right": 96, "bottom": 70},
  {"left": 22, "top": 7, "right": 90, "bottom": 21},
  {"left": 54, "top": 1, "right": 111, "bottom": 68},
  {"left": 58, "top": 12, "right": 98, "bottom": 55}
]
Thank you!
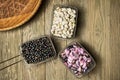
[{"left": 0, "top": 0, "right": 42, "bottom": 31}]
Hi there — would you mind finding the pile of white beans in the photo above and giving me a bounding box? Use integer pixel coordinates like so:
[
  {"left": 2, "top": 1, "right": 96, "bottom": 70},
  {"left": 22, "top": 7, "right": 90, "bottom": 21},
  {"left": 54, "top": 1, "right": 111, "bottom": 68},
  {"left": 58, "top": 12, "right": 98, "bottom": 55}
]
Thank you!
[{"left": 51, "top": 7, "right": 77, "bottom": 38}]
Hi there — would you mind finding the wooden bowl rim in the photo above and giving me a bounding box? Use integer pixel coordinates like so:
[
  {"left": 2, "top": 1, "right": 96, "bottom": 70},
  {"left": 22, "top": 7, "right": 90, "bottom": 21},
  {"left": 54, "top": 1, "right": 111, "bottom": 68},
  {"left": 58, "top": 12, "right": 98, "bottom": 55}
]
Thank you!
[{"left": 0, "top": 0, "right": 42, "bottom": 31}]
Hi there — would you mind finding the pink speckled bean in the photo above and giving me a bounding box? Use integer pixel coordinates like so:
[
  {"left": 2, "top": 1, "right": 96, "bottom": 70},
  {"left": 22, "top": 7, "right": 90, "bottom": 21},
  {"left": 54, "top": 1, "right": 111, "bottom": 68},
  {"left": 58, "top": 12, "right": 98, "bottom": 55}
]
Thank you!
[
  {"left": 77, "top": 67, "right": 81, "bottom": 72},
  {"left": 67, "top": 61, "right": 72, "bottom": 65},
  {"left": 69, "top": 52, "right": 77, "bottom": 60},
  {"left": 83, "top": 56, "right": 88, "bottom": 61},
  {"left": 82, "top": 62, "right": 87, "bottom": 68},
  {"left": 76, "top": 60, "right": 80, "bottom": 66},
  {"left": 72, "top": 64, "right": 78, "bottom": 68},
  {"left": 80, "top": 60, "right": 84, "bottom": 66},
  {"left": 68, "top": 57, "right": 73, "bottom": 63},
  {"left": 78, "top": 48, "right": 84, "bottom": 54},
  {"left": 72, "top": 52, "right": 79, "bottom": 59},
  {"left": 69, "top": 52, "right": 73, "bottom": 56},
  {"left": 64, "top": 49, "right": 70, "bottom": 56},
  {"left": 70, "top": 48, "right": 75, "bottom": 52},
  {"left": 67, "top": 63, "right": 72, "bottom": 68},
  {"left": 61, "top": 53, "right": 66, "bottom": 58},
  {"left": 87, "top": 58, "right": 91, "bottom": 62},
  {"left": 73, "top": 45, "right": 77, "bottom": 48},
  {"left": 79, "top": 56, "right": 83, "bottom": 61}
]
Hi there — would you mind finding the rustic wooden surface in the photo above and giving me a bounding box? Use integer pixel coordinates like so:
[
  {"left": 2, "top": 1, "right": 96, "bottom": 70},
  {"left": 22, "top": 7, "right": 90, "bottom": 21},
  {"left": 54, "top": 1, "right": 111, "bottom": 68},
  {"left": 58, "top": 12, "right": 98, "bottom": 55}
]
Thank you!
[{"left": 0, "top": 0, "right": 120, "bottom": 80}]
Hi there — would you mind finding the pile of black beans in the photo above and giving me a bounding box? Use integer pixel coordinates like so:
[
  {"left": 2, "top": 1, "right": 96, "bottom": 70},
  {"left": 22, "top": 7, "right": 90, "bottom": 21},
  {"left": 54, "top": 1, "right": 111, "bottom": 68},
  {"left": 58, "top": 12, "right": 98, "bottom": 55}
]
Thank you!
[{"left": 21, "top": 36, "right": 56, "bottom": 64}]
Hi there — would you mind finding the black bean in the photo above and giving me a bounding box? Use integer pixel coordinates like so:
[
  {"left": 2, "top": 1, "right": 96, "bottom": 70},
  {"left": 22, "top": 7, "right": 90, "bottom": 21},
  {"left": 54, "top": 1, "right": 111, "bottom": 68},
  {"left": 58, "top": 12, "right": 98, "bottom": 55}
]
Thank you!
[{"left": 21, "top": 36, "right": 56, "bottom": 64}]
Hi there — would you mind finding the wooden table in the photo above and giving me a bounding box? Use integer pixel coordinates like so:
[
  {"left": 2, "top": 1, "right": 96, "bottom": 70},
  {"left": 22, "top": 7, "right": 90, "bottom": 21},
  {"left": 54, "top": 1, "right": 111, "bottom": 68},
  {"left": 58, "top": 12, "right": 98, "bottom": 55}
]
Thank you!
[{"left": 0, "top": 0, "right": 120, "bottom": 80}]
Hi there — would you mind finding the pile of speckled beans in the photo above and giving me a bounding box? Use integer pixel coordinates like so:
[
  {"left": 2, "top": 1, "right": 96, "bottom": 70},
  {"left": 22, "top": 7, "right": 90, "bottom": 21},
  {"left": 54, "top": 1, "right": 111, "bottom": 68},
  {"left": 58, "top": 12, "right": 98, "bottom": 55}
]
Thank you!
[{"left": 60, "top": 43, "right": 95, "bottom": 77}]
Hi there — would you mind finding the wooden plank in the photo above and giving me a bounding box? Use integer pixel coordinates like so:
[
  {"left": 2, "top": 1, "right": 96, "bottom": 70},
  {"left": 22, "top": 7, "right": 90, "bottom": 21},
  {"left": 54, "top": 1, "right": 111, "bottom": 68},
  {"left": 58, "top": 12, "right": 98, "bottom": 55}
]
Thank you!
[
  {"left": 109, "top": 0, "right": 120, "bottom": 80},
  {"left": 45, "top": 0, "right": 67, "bottom": 80},
  {"left": 66, "top": 0, "right": 89, "bottom": 80},
  {"left": 0, "top": 27, "right": 22, "bottom": 80},
  {"left": 83, "top": 0, "right": 111, "bottom": 80},
  {"left": 20, "top": 3, "right": 46, "bottom": 80}
]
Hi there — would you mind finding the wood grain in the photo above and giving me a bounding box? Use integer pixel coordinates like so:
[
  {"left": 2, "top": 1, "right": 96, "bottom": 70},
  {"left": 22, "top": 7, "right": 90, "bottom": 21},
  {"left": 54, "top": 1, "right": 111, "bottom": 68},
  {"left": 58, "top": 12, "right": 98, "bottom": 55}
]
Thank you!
[{"left": 0, "top": 0, "right": 120, "bottom": 80}]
